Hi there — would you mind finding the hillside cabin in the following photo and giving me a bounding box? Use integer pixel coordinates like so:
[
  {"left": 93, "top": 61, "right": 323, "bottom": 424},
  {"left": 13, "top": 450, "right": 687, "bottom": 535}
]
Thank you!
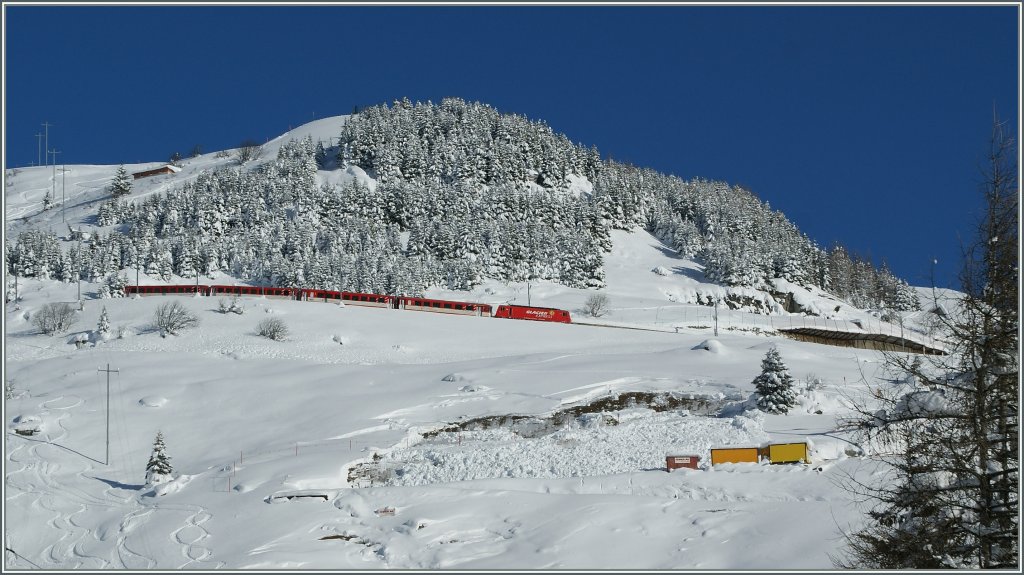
[{"left": 132, "top": 165, "right": 181, "bottom": 180}]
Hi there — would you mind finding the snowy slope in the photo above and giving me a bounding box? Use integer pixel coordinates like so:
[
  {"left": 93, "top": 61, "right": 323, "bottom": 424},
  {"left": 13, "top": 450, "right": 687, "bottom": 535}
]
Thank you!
[
  {"left": 3, "top": 116, "right": 943, "bottom": 570},
  {"left": 4, "top": 115, "right": 353, "bottom": 238}
]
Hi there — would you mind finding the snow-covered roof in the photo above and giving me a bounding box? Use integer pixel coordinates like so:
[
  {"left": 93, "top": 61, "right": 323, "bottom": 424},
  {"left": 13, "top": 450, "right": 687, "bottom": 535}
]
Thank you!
[{"left": 132, "top": 164, "right": 181, "bottom": 175}]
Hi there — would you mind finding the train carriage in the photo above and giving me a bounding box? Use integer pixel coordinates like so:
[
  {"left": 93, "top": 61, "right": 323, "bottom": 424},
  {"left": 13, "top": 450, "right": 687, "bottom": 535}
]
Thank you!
[
  {"left": 338, "top": 291, "right": 395, "bottom": 308},
  {"left": 300, "top": 289, "right": 345, "bottom": 303},
  {"left": 399, "top": 297, "right": 492, "bottom": 317},
  {"left": 125, "top": 284, "right": 210, "bottom": 297},
  {"left": 210, "top": 285, "right": 264, "bottom": 297},
  {"left": 209, "top": 285, "right": 297, "bottom": 299}
]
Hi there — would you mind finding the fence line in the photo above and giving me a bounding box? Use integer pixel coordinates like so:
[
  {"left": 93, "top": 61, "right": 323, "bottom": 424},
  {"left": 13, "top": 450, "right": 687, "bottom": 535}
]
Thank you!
[
  {"left": 211, "top": 437, "right": 394, "bottom": 492},
  {"left": 617, "top": 304, "right": 943, "bottom": 351}
]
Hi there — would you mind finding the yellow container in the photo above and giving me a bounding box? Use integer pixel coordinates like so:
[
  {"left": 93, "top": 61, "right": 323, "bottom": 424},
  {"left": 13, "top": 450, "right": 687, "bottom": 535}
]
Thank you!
[
  {"left": 710, "top": 447, "right": 760, "bottom": 465},
  {"left": 767, "top": 442, "right": 808, "bottom": 464}
]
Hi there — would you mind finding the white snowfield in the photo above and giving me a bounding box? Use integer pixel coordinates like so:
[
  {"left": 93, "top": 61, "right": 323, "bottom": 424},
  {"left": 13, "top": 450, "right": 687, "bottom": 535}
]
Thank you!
[{"left": 3, "top": 116, "right": 954, "bottom": 570}]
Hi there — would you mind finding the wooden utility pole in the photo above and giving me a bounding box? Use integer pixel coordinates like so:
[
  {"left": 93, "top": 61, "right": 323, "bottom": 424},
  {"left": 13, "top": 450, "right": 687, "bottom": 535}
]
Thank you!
[{"left": 98, "top": 364, "right": 119, "bottom": 465}]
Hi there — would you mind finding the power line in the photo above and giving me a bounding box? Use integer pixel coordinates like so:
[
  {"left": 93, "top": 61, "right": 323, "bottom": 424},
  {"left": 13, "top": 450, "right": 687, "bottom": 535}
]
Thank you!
[{"left": 5, "top": 546, "right": 42, "bottom": 569}]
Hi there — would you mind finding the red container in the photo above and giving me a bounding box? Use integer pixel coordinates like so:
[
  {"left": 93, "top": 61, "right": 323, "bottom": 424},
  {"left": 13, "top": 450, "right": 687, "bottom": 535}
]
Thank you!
[{"left": 666, "top": 454, "right": 700, "bottom": 471}]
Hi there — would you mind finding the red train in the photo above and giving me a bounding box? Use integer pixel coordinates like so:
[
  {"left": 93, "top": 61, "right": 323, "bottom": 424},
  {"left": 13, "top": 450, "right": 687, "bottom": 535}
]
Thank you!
[{"left": 123, "top": 285, "right": 571, "bottom": 323}]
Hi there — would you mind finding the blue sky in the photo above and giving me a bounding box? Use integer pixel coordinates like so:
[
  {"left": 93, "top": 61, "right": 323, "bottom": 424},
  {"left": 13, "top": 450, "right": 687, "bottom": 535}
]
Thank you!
[{"left": 4, "top": 4, "right": 1018, "bottom": 289}]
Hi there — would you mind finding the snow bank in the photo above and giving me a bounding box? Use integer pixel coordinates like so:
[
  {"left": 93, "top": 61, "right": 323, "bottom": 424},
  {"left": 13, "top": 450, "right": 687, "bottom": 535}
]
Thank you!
[
  {"left": 380, "top": 410, "right": 769, "bottom": 485},
  {"left": 139, "top": 396, "right": 169, "bottom": 408},
  {"left": 692, "top": 339, "right": 726, "bottom": 354}
]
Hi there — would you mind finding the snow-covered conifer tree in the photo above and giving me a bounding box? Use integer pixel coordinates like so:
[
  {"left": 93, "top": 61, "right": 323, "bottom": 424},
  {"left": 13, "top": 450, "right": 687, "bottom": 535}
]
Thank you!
[
  {"left": 145, "top": 430, "right": 173, "bottom": 485},
  {"left": 753, "top": 346, "right": 796, "bottom": 414},
  {"left": 97, "top": 306, "right": 110, "bottom": 336},
  {"left": 109, "top": 165, "right": 133, "bottom": 198}
]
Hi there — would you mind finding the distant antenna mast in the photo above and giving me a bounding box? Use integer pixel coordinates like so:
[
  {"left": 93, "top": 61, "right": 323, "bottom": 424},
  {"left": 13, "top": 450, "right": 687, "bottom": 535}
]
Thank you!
[
  {"left": 41, "top": 121, "right": 53, "bottom": 166},
  {"left": 34, "top": 132, "right": 44, "bottom": 166}
]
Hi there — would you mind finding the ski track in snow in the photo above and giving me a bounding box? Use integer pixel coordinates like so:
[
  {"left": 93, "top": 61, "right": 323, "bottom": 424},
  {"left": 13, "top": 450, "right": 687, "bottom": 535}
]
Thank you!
[
  {"left": 165, "top": 504, "right": 223, "bottom": 569},
  {"left": 114, "top": 508, "right": 157, "bottom": 569},
  {"left": 5, "top": 390, "right": 225, "bottom": 570},
  {"left": 2, "top": 393, "right": 202, "bottom": 570},
  {"left": 5, "top": 395, "right": 113, "bottom": 569}
]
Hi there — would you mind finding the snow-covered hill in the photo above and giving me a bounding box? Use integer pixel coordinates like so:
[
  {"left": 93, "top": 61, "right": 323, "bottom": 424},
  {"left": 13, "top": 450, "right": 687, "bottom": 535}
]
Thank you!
[{"left": 3, "top": 116, "right": 959, "bottom": 569}]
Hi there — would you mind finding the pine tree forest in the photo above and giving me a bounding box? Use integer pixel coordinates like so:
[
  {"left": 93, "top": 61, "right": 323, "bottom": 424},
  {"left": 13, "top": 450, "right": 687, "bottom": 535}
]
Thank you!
[{"left": 5, "top": 98, "right": 919, "bottom": 312}]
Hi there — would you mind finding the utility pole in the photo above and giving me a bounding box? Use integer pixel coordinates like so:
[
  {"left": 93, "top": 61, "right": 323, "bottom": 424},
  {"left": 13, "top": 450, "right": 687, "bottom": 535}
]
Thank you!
[
  {"left": 77, "top": 243, "right": 83, "bottom": 303},
  {"left": 35, "top": 133, "right": 43, "bottom": 167},
  {"left": 61, "top": 164, "right": 67, "bottom": 222},
  {"left": 98, "top": 364, "right": 119, "bottom": 465},
  {"left": 195, "top": 241, "right": 201, "bottom": 291},
  {"left": 41, "top": 122, "right": 53, "bottom": 166},
  {"left": 50, "top": 150, "right": 60, "bottom": 206},
  {"left": 713, "top": 297, "right": 719, "bottom": 337}
]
